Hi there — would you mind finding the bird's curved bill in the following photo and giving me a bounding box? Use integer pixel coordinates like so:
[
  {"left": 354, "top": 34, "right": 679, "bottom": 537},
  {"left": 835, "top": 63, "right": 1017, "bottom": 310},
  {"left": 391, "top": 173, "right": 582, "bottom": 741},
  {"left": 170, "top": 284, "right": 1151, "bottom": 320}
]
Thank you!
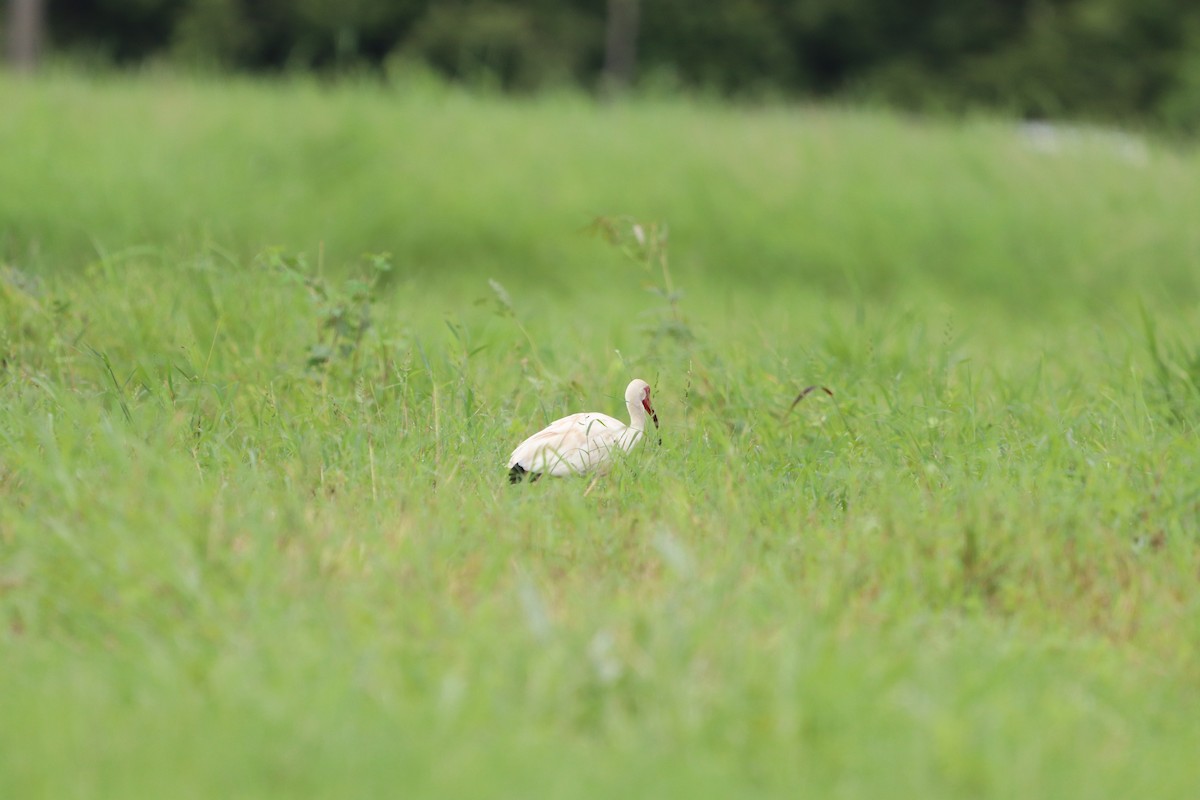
[{"left": 644, "top": 399, "right": 661, "bottom": 444}]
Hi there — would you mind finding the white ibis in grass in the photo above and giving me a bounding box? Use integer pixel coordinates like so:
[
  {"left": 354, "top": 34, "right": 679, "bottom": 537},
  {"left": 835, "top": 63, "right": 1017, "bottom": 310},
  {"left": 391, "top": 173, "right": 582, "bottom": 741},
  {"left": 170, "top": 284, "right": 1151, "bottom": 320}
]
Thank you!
[{"left": 508, "top": 378, "right": 660, "bottom": 483}]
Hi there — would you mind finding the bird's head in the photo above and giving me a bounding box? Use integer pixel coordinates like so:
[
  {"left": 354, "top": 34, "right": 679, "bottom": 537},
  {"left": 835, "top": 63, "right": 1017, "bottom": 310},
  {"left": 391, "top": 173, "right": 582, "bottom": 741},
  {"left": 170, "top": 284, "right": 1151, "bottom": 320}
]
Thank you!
[{"left": 626, "top": 378, "right": 660, "bottom": 442}]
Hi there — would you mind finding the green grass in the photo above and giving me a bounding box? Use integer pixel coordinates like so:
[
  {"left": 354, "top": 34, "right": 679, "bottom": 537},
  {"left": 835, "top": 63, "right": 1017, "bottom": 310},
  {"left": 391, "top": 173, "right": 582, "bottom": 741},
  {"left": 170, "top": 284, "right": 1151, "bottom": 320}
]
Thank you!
[{"left": 2, "top": 72, "right": 1200, "bottom": 798}]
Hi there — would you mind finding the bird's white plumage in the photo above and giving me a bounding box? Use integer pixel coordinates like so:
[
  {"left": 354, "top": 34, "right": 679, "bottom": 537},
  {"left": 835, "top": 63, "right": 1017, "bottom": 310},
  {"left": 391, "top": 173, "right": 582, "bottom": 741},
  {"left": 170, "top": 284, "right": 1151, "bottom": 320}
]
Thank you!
[{"left": 508, "top": 379, "right": 656, "bottom": 478}]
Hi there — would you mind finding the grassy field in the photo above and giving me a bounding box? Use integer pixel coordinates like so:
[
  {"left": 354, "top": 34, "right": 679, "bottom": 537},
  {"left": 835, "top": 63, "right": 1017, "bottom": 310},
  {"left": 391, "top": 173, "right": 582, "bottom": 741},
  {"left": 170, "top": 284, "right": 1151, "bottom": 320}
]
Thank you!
[{"left": 2, "top": 72, "right": 1200, "bottom": 798}]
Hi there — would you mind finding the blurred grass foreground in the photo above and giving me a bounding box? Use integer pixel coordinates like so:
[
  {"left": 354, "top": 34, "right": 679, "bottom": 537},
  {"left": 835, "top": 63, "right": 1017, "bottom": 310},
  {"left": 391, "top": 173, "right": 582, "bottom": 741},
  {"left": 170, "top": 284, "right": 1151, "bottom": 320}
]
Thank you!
[{"left": 1, "top": 72, "right": 1200, "bottom": 798}]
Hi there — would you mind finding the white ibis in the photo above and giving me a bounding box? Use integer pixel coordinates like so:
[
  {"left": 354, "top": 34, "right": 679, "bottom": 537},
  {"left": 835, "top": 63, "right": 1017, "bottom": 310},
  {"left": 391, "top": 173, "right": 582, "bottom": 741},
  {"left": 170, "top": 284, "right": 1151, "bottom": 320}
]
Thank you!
[{"left": 508, "top": 378, "right": 660, "bottom": 483}]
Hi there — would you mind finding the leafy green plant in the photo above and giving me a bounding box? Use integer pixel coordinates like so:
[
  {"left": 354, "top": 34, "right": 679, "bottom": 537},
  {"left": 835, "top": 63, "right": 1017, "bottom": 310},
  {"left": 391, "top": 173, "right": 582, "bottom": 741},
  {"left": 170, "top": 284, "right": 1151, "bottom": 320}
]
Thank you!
[
  {"left": 257, "top": 247, "right": 394, "bottom": 377},
  {"left": 589, "top": 215, "right": 695, "bottom": 354}
]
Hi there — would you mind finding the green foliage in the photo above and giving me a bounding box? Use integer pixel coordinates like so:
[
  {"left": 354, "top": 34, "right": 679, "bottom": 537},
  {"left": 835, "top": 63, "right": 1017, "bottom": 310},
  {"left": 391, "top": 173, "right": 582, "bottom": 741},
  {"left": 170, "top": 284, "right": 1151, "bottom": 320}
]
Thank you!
[
  {"left": 852, "top": 0, "right": 1198, "bottom": 123},
  {"left": 171, "top": 0, "right": 257, "bottom": 68},
  {"left": 256, "top": 248, "right": 395, "bottom": 374},
  {"left": 37, "top": 0, "right": 1200, "bottom": 127},
  {"left": 589, "top": 216, "right": 694, "bottom": 355},
  {"left": 401, "top": 2, "right": 600, "bottom": 90},
  {"left": 3, "top": 75, "right": 1200, "bottom": 797}
]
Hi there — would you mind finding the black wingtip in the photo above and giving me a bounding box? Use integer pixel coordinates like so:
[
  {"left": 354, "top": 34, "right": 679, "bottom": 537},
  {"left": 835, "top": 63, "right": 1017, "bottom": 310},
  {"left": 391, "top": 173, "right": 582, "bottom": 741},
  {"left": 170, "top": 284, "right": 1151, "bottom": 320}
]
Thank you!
[{"left": 508, "top": 465, "right": 541, "bottom": 484}]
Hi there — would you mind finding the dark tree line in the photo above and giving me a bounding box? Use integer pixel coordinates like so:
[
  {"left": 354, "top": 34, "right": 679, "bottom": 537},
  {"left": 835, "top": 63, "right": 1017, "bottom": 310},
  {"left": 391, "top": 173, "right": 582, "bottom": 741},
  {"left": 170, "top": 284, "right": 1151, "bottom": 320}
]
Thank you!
[{"left": 9, "top": 0, "right": 1200, "bottom": 127}]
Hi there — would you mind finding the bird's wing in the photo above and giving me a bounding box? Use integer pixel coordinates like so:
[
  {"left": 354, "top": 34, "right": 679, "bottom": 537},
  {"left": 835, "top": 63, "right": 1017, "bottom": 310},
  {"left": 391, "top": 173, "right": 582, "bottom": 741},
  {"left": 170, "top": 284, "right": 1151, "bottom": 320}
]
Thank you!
[
  {"left": 576, "top": 412, "right": 641, "bottom": 459},
  {"left": 508, "top": 412, "right": 630, "bottom": 476}
]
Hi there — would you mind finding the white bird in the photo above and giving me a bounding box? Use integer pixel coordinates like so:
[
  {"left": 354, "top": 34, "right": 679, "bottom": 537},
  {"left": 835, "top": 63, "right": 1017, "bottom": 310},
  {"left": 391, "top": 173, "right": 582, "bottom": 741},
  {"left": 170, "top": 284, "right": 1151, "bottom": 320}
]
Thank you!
[{"left": 508, "top": 378, "right": 660, "bottom": 483}]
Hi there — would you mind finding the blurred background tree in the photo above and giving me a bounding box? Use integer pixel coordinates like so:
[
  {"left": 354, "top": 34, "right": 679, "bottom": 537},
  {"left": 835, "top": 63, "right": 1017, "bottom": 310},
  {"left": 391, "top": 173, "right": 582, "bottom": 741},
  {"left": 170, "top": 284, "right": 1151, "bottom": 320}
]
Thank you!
[
  {"left": 7, "top": 0, "right": 1200, "bottom": 128},
  {"left": 5, "top": 0, "right": 44, "bottom": 71}
]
